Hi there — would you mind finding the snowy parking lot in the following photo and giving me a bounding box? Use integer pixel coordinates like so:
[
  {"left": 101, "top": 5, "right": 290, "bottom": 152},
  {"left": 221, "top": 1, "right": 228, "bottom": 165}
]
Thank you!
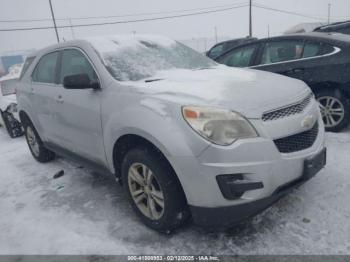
[{"left": 0, "top": 126, "right": 349, "bottom": 255}]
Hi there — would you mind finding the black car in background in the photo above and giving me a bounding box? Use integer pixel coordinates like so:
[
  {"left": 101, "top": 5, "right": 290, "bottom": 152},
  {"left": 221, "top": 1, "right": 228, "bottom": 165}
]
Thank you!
[
  {"left": 206, "top": 37, "right": 257, "bottom": 59},
  {"left": 215, "top": 32, "right": 350, "bottom": 132},
  {"left": 314, "top": 21, "right": 350, "bottom": 35}
]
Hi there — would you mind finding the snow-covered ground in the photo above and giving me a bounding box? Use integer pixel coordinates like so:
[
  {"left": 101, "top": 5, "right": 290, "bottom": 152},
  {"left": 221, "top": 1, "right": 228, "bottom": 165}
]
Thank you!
[{"left": 0, "top": 127, "right": 349, "bottom": 255}]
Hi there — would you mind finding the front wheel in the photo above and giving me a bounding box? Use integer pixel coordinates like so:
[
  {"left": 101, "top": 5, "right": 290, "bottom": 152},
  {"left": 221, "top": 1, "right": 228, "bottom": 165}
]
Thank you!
[
  {"left": 121, "top": 147, "right": 189, "bottom": 233},
  {"left": 316, "top": 89, "right": 350, "bottom": 132}
]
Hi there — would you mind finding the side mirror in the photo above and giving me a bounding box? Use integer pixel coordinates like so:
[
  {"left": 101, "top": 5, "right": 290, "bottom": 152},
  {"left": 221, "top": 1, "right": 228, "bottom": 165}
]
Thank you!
[{"left": 63, "top": 74, "right": 100, "bottom": 90}]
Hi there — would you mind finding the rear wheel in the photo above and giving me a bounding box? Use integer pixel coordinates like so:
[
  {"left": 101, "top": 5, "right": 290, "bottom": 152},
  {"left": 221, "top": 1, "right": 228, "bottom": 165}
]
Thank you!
[
  {"left": 315, "top": 89, "right": 350, "bottom": 132},
  {"left": 121, "top": 147, "right": 189, "bottom": 233},
  {"left": 23, "top": 121, "right": 55, "bottom": 162}
]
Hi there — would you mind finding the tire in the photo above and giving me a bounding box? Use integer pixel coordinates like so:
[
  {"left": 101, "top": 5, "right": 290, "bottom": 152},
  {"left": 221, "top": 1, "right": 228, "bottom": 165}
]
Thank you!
[
  {"left": 315, "top": 88, "right": 350, "bottom": 132},
  {"left": 23, "top": 120, "right": 55, "bottom": 163},
  {"left": 121, "top": 147, "right": 189, "bottom": 233}
]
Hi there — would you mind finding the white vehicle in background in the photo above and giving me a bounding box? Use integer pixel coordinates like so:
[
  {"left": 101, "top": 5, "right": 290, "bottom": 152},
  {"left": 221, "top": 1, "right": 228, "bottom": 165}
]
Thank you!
[{"left": 0, "top": 63, "right": 23, "bottom": 138}]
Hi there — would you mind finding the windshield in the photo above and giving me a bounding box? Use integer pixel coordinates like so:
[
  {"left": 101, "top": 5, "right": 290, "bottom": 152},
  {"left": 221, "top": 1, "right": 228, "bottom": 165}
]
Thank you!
[{"left": 88, "top": 35, "right": 216, "bottom": 81}]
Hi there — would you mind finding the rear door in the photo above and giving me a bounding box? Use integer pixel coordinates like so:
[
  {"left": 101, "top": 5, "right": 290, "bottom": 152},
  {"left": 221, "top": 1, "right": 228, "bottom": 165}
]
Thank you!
[
  {"left": 54, "top": 48, "right": 105, "bottom": 165},
  {"left": 252, "top": 39, "right": 337, "bottom": 86},
  {"left": 30, "top": 51, "right": 61, "bottom": 143},
  {"left": 251, "top": 39, "right": 308, "bottom": 79}
]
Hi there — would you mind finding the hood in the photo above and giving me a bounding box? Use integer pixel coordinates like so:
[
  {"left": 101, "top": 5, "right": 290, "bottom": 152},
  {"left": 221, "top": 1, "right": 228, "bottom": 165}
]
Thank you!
[{"left": 122, "top": 65, "right": 311, "bottom": 119}]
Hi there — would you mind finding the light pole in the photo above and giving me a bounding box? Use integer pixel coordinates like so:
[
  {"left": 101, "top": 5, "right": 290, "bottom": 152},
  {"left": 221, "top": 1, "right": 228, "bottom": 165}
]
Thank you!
[
  {"left": 328, "top": 3, "right": 331, "bottom": 25},
  {"left": 249, "top": 0, "right": 252, "bottom": 37},
  {"left": 48, "top": 0, "right": 60, "bottom": 43}
]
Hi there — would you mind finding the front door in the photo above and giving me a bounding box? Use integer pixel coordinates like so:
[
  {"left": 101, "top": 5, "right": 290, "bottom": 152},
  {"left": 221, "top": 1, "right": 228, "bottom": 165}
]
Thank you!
[{"left": 54, "top": 48, "right": 106, "bottom": 165}]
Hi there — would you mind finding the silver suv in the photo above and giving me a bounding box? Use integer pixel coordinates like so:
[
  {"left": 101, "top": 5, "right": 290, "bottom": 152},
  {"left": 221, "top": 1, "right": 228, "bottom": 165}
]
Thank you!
[{"left": 17, "top": 35, "right": 326, "bottom": 232}]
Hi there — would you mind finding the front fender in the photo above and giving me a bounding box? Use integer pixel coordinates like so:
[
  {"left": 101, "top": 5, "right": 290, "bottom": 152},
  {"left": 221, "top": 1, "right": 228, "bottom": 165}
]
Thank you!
[
  {"left": 102, "top": 97, "right": 210, "bottom": 173},
  {"left": 17, "top": 93, "right": 43, "bottom": 135}
]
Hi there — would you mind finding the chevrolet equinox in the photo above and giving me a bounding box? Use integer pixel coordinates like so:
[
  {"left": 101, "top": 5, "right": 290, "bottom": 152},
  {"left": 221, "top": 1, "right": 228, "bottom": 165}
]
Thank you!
[{"left": 17, "top": 35, "right": 326, "bottom": 232}]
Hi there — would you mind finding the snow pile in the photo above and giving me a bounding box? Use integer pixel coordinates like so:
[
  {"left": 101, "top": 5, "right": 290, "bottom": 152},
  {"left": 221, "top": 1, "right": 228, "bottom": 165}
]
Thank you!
[
  {"left": 0, "top": 63, "right": 23, "bottom": 82},
  {"left": 0, "top": 127, "right": 349, "bottom": 254}
]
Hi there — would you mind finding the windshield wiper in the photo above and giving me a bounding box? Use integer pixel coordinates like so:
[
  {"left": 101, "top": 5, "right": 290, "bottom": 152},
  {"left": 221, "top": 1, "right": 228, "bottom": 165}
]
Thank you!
[{"left": 145, "top": 78, "right": 164, "bottom": 83}]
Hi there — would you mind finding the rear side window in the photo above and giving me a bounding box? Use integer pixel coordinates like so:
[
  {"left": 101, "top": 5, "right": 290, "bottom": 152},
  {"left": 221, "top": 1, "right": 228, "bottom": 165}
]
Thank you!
[
  {"left": 59, "top": 49, "right": 98, "bottom": 84},
  {"left": 20, "top": 56, "right": 35, "bottom": 79},
  {"left": 320, "top": 43, "right": 336, "bottom": 55},
  {"left": 261, "top": 40, "right": 304, "bottom": 65},
  {"left": 303, "top": 42, "right": 321, "bottom": 58},
  {"left": 32, "top": 52, "right": 59, "bottom": 84},
  {"left": 218, "top": 45, "right": 257, "bottom": 67},
  {"left": 304, "top": 42, "right": 336, "bottom": 58}
]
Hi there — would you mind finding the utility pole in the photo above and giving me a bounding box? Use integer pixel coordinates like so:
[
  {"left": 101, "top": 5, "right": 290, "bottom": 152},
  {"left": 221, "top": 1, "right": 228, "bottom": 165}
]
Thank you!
[
  {"left": 249, "top": 0, "right": 252, "bottom": 37},
  {"left": 214, "top": 26, "right": 218, "bottom": 43},
  {"left": 267, "top": 24, "right": 270, "bottom": 38},
  {"left": 327, "top": 3, "right": 331, "bottom": 25},
  {"left": 48, "top": 0, "right": 60, "bottom": 43},
  {"left": 69, "top": 18, "right": 75, "bottom": 39}
]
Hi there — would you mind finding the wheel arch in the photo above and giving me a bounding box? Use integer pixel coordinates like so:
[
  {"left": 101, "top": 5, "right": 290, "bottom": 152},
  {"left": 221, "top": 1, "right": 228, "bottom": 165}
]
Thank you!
[
  {"left": 112, "top": 133, "right": 189, "bottom": 203},
  {"left": 19, "top": 110, "right": 31, "bottom": 125},
  {"left": 310, "top": 81, "right": 350, "bottom": 99},
  {"left": 113, "top": 133, "right": 172, "bottom": 178}
]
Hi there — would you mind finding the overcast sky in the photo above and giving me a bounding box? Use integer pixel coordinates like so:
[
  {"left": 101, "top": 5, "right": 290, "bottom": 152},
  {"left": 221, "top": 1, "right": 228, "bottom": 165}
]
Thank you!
[{"left": 0, "top": 0, "right": 350, "bottom": 53}]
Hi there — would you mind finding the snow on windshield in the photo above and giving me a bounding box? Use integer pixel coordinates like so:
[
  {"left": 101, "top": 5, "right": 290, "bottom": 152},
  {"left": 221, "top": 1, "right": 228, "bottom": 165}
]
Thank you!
[{"left": 88, "top": 35, "right": 216, "bottom": 81}]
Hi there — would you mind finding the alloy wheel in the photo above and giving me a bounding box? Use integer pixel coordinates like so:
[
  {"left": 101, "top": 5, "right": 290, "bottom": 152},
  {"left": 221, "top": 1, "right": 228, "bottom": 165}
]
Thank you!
[
  {"left": 128, "top": 163, "right": 165, "bottom": 220},
  {"left": 318, "top": 96, "right": 345, "bottom": 128},
  {"left": 26, "top": 126, "right": 40, "bottom": 157}
]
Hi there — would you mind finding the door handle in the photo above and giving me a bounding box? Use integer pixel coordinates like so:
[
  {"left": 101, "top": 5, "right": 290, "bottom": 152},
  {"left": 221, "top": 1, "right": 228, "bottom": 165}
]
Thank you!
[
  {"left": 284, "top": 68, "right": 304, "bottom": 75},
  {"left": 293, "top": 68, "right": 305, "bottom": 73},
  {"left": 55, "top": 95, "right": 64, "bottom": 104}
]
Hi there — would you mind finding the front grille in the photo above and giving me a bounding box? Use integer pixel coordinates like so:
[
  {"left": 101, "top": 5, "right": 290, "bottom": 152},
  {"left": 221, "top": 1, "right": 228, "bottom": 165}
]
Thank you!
[
  {"left": 262, "top": 93, "right": 313, "bottom": 121},
  {"left": 274, "top": 122, "right": 319, "bottom": 153}
]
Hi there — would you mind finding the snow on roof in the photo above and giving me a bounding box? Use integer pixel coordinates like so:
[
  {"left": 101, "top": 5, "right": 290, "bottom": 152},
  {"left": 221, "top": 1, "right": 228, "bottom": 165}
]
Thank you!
[
  {"left": 284, "top": 22, "right": 326, "bottom": 34},
  {"left": 86, "top": 34, "right": 176, "bottom": 53}
]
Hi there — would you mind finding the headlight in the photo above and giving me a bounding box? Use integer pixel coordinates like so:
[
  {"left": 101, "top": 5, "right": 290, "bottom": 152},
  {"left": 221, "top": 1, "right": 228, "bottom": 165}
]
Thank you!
[{"left": 182, "top": 106, "right": 258, "bottom": 145}]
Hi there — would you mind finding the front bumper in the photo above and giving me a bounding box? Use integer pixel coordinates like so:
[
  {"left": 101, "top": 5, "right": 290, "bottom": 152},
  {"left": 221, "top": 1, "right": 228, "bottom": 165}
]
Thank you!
[
  {"left": 190, "top": 147, "right": 326, "bottom": 227},
  {"left": 167, "top": 99, "right": 326, "bottom": 227}
]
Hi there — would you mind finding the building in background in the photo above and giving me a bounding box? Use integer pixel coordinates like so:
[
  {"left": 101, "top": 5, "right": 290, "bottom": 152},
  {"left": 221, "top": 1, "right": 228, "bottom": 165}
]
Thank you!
[{"left": 0, "top": 50, "right": 34, "bottom": 77}]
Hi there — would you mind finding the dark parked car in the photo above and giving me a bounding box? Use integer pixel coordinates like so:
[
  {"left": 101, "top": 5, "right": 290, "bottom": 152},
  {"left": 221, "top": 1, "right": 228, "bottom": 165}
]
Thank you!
[
  {"left": 314, "top": 20, "right": 350, "bottom": 35},
  {"left": 215, "top": 32, "right": 350, "bottom": 132},
  {"left": 206, "top": 37, "right": 257, "bottom": 59}
]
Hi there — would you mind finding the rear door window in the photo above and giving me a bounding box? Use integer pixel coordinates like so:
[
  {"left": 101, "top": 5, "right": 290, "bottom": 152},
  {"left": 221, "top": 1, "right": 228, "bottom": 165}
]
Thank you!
[
  {"left": 261, "top": 40, "right": 304, "bottom": 65},
  {"left": 32, "top": 52, "right": 59, "bottom": 84}
]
